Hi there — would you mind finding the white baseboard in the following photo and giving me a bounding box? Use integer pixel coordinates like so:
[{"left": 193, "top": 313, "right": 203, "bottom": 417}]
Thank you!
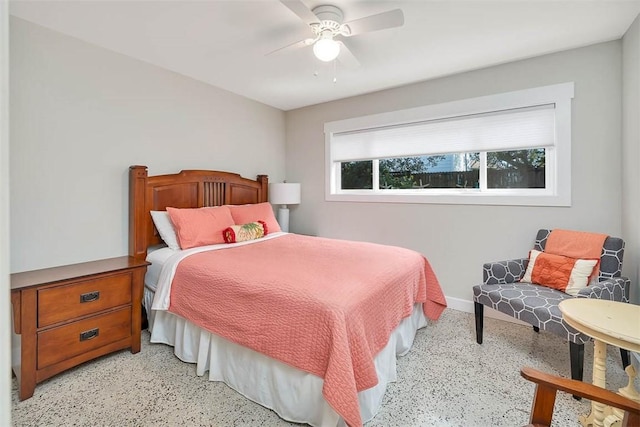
[
  {"left": 445, "top": 296, "right": 529, "bottom": 326},
  {"left": 446, "top": 296, "right": 640, "bottom": 363}
]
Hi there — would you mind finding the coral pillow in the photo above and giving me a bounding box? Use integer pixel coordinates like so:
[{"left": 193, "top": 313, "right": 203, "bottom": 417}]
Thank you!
[
  {"left": 520, "top": 250, "right": 598, "bottom": 296},
  {"left": 228, "top": 202, "right": 281, "bottom": 233},
  {"left": 167, "top": 206, "right": 235, "bottom": 249},
  {"left": 223, "top": 221, "right": 268, "bottom": 243}
]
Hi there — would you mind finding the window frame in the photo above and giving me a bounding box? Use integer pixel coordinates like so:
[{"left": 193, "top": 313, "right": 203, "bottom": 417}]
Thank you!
[{"left": 324, "top": 82, "right": 574, "bottom": 206}]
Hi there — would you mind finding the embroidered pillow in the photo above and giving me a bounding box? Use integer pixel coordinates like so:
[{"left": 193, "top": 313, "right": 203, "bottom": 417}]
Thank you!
[
  {"left": 150, "top": 210, "right": 180, "bottom": 250},
  {"left": 228, "top": 202, "right": 281, "bottom": 233},
  {"left": 520, "top": 250, "right": 598, "bottom": 296},
  {"left": 223, "top": 221, "right": 268, "bottom": 244},
  {"left": 167, "top": 206, "right": 235, "bottom": 249}
]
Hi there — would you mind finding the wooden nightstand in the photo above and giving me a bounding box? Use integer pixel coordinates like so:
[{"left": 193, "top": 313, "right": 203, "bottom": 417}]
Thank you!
[{"left": 10, "top": 256, "right": 149, "bottom": 400}]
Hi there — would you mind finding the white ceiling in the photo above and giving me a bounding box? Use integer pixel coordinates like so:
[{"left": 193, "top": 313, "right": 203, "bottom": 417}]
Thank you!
[{"left": 10, "top": 0, "right": 640, "bottom": 111}]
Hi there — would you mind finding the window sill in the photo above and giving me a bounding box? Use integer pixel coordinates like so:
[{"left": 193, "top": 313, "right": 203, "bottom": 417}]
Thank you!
[{"left": 326, "top": 191, "right": 570, "bottom": 207}]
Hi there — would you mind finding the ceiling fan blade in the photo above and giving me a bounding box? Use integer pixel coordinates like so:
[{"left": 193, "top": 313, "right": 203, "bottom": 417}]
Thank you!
[
  {"left": 343, "top": 9, "right": 404, "bottom": 37},
  {"left": 337, "top": 41, "right": 360, "bottom": 69},
  {"left": 267, "top": 37, "right": 315, "bottom": 56},
  {"left": 280, "top": 0, "right": 319, "bottom": 26}
]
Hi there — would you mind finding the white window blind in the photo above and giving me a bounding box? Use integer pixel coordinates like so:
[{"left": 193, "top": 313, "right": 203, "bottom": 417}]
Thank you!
[{"left": 331, "top": 104, "right": 556, "bottom": 162}]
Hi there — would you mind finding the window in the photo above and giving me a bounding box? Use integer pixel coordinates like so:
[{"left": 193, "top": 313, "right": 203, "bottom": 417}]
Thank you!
[{"left": 325, "top": 83, "right": 574, "bottom": 206}]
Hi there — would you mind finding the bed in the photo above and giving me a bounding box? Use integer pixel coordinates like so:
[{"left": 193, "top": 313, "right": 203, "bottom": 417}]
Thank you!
[{"left": 129, "top": 165, "right": 447, "bottom": 427}]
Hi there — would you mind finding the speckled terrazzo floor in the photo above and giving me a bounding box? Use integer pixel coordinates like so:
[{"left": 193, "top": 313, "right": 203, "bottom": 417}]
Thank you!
[{"left": 11, "top": 309, "right": 639, "bottom": 427}]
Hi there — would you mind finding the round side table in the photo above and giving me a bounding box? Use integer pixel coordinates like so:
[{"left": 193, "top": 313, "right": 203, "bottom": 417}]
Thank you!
[{"left": 559, "top": 299, "right": 640, "bottom": 427}]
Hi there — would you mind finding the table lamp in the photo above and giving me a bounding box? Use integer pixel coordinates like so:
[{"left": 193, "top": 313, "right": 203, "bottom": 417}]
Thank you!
[{"left": 269, "top": 182, "right": 301, "bottom": 232}]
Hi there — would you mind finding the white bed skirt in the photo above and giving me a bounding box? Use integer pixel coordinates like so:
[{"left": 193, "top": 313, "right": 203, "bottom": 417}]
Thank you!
[{"left": 144, "top": 288, "right": 428, "bottom": 427}]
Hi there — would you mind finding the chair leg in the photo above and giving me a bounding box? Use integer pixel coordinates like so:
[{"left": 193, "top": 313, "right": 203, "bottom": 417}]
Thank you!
[
  {"left": 621, "top": 348, "right": 631, "bottom": 369},
  {"left": 570, "top": 341, "right": 584, "bottom": 400},
  {"left": 474, "top": 302, "right": 484, "bottom": 344},
  {"left": 533, "top": 326, "right": 540, "bottom": 333}
]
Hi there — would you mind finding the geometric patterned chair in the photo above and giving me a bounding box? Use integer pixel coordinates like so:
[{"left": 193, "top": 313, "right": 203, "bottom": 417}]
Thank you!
[{"left": 473, "top": 229, "right": 631, "bottom": 384}]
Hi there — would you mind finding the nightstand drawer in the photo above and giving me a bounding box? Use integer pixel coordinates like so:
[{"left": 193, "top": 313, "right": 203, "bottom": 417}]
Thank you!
[
  {"left": 37, "top": 307, "right": 132, "bottom": 369},
  {"left": 38, "top": 273, "right": 132, "bottom": 327}
]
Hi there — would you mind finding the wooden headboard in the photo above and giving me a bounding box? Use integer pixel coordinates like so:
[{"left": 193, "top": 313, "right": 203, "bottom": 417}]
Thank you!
[{"left": 129, "top": 165, "right": 268, "bottom": 259}]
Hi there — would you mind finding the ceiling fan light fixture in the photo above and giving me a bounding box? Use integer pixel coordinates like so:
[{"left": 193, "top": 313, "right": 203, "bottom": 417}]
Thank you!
[{"left": 313, "top": 37, "right": 340, "bottom": 62}]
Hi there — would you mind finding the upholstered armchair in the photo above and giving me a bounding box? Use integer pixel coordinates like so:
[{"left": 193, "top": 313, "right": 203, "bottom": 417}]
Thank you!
[{"left": 473, "top": 229, "right": 631, "bottom": 383}]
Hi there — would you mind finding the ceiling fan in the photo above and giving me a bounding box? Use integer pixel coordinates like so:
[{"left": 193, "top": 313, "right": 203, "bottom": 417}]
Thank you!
[{"left": 272, "top": 0, "right": 405, "bottom": 68}]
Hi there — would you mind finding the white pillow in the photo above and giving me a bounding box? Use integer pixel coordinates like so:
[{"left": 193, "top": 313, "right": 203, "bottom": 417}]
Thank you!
[{"left": 150, "top": 211, "right": 180, "bottom": 250}]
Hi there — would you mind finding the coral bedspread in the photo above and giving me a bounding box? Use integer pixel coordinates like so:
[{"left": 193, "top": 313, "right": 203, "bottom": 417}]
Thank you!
[{"left": 166, "top": 234, "right": 446, "bottom": 427}]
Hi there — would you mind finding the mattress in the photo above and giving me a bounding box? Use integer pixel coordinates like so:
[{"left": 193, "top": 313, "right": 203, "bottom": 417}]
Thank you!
[
  {"left": 143, "top": 242, "right": 429, "bottom": 426},
  {"left": 145, "top": 245, "right": 175, "bottom": 292}
]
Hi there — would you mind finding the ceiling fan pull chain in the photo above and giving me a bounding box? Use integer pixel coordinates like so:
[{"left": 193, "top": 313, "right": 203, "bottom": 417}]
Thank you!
[{"left": 333, "top": 59, "right": 337, "bottom": 83}]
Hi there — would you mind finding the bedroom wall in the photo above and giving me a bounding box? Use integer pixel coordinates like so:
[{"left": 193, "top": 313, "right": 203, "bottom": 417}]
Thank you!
[
  {"left": 622, "top": 14, "right": 640, "bottom": 304},
  {"left": 1, "top": 2, "right": 12, "bottom": 424},
  {"left": 285, "top": 41, "right": 626, "bottom": 308},
  {"left": 9, "top": 17, "right": 286, "bottom": 273}
]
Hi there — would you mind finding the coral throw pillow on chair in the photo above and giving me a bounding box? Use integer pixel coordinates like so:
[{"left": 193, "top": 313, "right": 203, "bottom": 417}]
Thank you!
[{"left": 520, "top": 250, "right": 598, "bottom": 296}]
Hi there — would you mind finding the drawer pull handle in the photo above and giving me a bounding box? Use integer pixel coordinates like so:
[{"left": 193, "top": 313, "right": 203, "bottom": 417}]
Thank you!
[
  {"left": 79, "top": 328, "right": 99, "bottom": 342},
  {"left": 80, "top": 291, "right": 100, "bottom": 303}
]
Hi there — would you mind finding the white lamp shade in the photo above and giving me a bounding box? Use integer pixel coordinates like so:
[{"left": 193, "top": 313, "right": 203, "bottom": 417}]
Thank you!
[
  {"left": 313, "top": 38, "right": 340, "bottom": 62},
  {"left": 269, "top": 183, "right": 301, "bottom": 205}
]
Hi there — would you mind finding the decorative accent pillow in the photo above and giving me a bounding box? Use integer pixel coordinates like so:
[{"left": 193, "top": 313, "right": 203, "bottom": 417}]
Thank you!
[
  {"left": 228, "top": 202, "right": 281, "bottom": 233},
  {"left": 520, "top": 249, "right": 598, "bottom": 296},
  {"left": 166, "top": 206, "right": 235, "bottom": 249},
  {"left": 150, "top": 211, "right": 180, "bottom": 251},
  {"left": 223, "top": 221, "right": 268, "bottom": 244}
]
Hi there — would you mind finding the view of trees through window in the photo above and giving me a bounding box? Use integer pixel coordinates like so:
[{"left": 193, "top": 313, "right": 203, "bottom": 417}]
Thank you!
[
  {"left": 340, "top": 161, "right": 373, "bottom": 189},
  {"left": 340, "top": 149, "right": 545, "bottom": 190},
  {"left": 487, "top": 149, "right": 545, "bottom": 188}
]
